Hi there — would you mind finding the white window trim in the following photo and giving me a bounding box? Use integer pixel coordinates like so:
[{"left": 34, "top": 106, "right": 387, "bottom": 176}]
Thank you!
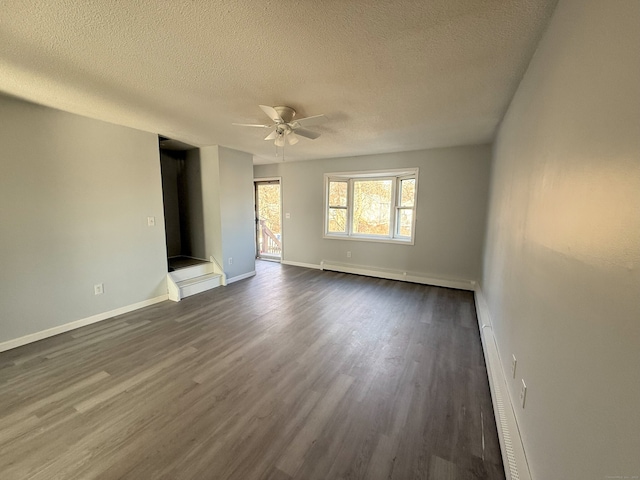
[{"left": 323, "top": 168, "right": 418, "bottom": 245}]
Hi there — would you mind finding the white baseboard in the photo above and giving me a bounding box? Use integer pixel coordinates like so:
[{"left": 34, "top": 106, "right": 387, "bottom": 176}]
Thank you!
[
  {"left": 281, "top": 260, "right": 322, "bottom": 270},
  {"left": 227, "top": 270, "right": 256, "bottom": 284},
  {"left": 320, "top": 260, "right": 475, "bottom": 291},
  {"left": 474, "top": 286, "right": 531, "bottom": 480},
  {"left": 0, "top": 294, "right": 169, "bottom": 353}
]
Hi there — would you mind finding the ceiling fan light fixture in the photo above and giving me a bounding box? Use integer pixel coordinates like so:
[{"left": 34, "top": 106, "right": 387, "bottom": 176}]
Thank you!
[{"left": 234, "top": 105, "right": 327, "bottom": 150}]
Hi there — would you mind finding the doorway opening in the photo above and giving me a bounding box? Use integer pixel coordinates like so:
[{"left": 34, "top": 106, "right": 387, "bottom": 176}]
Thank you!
[
  {"left": 255, "top": 179, "right": 282, "bottom": 261},
  {"left": 159, "top": 136, "right": 206, "bottom": 272}
]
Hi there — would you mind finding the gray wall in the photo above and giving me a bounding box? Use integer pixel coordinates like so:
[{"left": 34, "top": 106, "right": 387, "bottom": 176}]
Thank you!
[
  {"left": 481, "top": 0, "right": 640, "bottom": 478},
  {"left": 218, "top": 146, "right": 257, "bottom": 280},
  {"left": 183, "top": 148, "right": 205, "bottom": 259},
  {"left": 200, "top": 146, "right": 224, "bottom": 267},
  {"left": 0, "top": 94, "right": 168, "bottom": 344},
  {"left": 200, "top": 145, "right": 255, "bottom": 280},
  {"left": 255, "top": 145, "right": 491, "bottom": 283}
]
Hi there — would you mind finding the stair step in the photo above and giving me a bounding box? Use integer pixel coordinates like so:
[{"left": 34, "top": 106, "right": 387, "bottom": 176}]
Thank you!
[
  {"left": 170, "top": 262, "right": 214, "bottom": 282},
  {"left": 177, "top": 273, "right": 220, "bottom": 288},
  {"left": 176, "top": 273, "right": 222, "bottom": 299}
]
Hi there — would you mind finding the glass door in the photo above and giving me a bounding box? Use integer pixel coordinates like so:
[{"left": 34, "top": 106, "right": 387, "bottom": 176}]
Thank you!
[{"left": 255, "top": 180, "right": 282, "bottom": 260}]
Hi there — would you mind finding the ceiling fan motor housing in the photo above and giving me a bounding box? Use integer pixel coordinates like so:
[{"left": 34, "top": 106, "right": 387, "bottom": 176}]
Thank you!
[{"left": 273, "top": 106, "right": 296, "bottom": 124}]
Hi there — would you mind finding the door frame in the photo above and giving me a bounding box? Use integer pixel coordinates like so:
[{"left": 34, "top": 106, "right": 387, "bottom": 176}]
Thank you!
[{"left": 253, "top": 177, "right": 283, "bottom": 261}]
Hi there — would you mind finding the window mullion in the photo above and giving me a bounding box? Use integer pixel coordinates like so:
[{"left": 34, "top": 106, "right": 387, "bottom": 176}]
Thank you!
[
  {"left": 325, "top": 177, "right": 330, "bottom": 234},
  {"left": 347, "top": 179, "right": 354, "bottom": 236},
  {"left": 395, "top": 178, "right": 404, "bottom": 238},
  {"left": 390, "top": 177, "right": 398, "bottom": 238}
]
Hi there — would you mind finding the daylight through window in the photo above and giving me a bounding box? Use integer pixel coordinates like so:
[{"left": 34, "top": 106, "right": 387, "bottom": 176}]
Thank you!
[{"left": 324, "top": 169, "right": 418, "bottom": 244}]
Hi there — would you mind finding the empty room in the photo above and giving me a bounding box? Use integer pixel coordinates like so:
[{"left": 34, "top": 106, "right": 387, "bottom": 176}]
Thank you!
[{"left": 0, "top": 1, "right": 638, "bottom": 479}]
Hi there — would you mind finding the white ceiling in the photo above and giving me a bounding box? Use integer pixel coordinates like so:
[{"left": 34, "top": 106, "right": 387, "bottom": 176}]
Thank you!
[{"left": 0, "top": 0, "right": 557, "bottom": 163}]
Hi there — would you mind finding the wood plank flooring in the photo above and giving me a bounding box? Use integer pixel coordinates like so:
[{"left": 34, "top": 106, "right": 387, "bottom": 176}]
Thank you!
[{"left": 0, "top": 261, "right": 504, "bottom": 479}]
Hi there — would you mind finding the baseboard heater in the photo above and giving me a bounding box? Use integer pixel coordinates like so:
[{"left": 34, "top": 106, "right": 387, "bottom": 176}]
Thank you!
[
  {"left": 320, "top": 260, "right": 475, "bottom": 291},
  {"left": 475, "top": 289, "right": 532, "bottom": 480}
]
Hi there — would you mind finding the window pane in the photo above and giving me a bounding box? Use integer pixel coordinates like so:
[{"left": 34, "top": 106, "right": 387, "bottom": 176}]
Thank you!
[
  {"left": 400, "top": 178, "right": 415, "bottom": 207},
  {"left": 397, "top": 208, "right": 413, "bottom": 237},
  {"left": 328, "top": 208, "right": 347, "bottom": 233},
  {"left": 257, "top": 184, "right": 281, "bottom": 235},
  {"left": 353, "top": 180, "right": 392, "bottom": 236},
  {"left": 328, "top": 181, "right": 348, "bottom": 207}
]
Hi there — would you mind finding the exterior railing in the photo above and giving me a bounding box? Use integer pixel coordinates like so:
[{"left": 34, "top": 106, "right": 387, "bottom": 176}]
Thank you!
[{"left": 259, "top": 219, "right": 281, "bottom": 256}]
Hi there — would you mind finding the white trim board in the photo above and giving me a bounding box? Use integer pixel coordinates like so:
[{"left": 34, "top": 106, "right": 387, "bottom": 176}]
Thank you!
[
  {"left": 474, "top": 286, "right": 531, "bottom": 480},
  {"left": 226, "top": 270, "right": 256, "bottom": 284},
  {"left": 281, "top": 260, "right": 323, "bottom": 270},
  {"left": 0, "top": 294, "right": 169, "bottom": 353},
  {"left": 320, "top": 260, "right": 475, "bottom": 291}
]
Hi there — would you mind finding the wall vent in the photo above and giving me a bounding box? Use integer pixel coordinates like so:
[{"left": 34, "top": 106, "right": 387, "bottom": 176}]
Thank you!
[
  {"left": 476, "top": 289, "right": 532, "bottom": 480},
  {"left": 485, "top": 326, "right": 520, "bottom": 479}
]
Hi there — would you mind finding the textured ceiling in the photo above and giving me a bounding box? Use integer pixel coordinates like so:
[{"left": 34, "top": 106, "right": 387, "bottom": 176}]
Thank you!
[{"left": 0, "top": 0, "right": 557, "bottom": 163}]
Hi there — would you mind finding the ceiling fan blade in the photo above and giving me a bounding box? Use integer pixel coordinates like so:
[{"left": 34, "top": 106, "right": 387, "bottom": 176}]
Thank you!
[
  {"left": 264, "top": 130, "right": 278, "bottom": 141},
  {"left": 294, "top": 128, "right": 321, "bottom": 140},
  {"left": 274, "top": 134, "right": 286, "bottom": 147},
  {"left": 232, "top": 123, "right": 272, "bottom": 128},
  {"left": 287, "top": 132, "right": 299, "bottom": 145},
  {"left": 259, "top": 105, "right": 283, "bottom": 123},
  {"left": 291, "top": 114, "right": 327, "bottom": 127}
]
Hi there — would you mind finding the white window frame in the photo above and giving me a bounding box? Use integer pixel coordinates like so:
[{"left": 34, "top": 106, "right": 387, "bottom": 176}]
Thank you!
[{"left": 323, "top": 168, "right": 418, "bottom": 245}]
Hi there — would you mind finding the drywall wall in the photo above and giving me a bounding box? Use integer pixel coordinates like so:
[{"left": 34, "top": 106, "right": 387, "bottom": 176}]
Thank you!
[
  {"left": 183, "top": 148, "right": 205, "bottom": 259},
  {"left": 0, "top": 94, "right": 168, "bottom": 345},
  {"left": 218, "top": 146, "right": 257, "bottom": 280},
  {"left": 254, "top": 145, "right": 491, "bottom": 283},
  {"left": 481, "top": 1, "right": 640, "bottom": 478},
  {"left": 200, "top": 146, "right": 255, "bottom": 280},
  {"left": 200, "top": 146, "right": 224, "bottom": 266}
]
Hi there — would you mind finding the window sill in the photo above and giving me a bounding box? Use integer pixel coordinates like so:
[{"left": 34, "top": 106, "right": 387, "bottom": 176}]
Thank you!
[{"left": 323, "top": 234, "right": 414, "bottom": 246}]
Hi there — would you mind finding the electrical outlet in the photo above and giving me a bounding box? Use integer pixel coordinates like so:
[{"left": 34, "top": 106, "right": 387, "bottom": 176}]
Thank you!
[
  {"left": 520, "top": 379, "right": 527, "bottom": 408},
  {"left": 94, "top": 284, "right": 104, "bottom": 295},
  {"left": 346, "top": 251, "right": 351, "bottom": 258},
  {"left": 228, "top": 257, "right": 233, "bottom": 265},
  {"left": 285, "top": 213, "right": 291, "bottom": 219},
  {"left": 511, "top": 354, "right": 517, "bottom": 379},
  {"left": 147, "top": 216, "right": 155, "bottom": 226}
]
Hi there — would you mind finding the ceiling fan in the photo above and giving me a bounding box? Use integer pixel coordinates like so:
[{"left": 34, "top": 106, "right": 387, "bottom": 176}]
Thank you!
[{"left": 233, "top": 105, "right": 327, "bottom": 147}]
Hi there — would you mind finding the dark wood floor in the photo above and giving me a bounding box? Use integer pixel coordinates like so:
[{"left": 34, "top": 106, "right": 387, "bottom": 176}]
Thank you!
[
  {"left": 0, "top": 261, "right": 504, "bottom": 480},
  {"left": 168, "top": 256, "right": 209, "bottom": 271}
]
